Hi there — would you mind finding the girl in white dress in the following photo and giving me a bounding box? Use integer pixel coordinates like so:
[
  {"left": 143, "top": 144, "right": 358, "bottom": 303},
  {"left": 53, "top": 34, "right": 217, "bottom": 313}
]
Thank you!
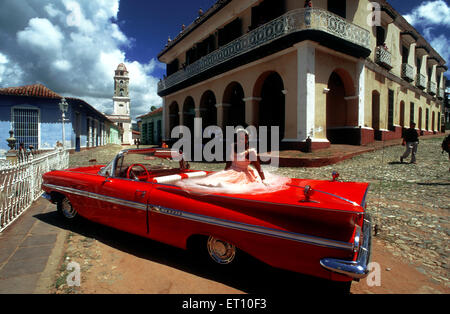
[{"left": 176, "top": 128, "right": 290, "bottom": 194}]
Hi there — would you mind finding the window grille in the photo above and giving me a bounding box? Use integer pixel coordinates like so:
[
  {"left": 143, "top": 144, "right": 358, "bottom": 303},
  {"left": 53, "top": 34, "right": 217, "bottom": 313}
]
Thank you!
[{"left": 12, "top": 108, "right": 39, "bottom": 150}]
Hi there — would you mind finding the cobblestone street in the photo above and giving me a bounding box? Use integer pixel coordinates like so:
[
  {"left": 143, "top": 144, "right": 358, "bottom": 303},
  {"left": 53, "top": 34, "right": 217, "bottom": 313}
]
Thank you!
[
  {"left": 65, "top": 136, "right": 449, "bottom": 292},
  {"left": 273, "top": 137, "right": 450, "bottom": 288}
]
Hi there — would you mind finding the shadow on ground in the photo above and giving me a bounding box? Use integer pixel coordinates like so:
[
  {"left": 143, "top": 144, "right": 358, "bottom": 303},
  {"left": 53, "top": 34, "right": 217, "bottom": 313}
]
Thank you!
[{"left": 33, "top": 209, "right": 351, "bottom": 294}]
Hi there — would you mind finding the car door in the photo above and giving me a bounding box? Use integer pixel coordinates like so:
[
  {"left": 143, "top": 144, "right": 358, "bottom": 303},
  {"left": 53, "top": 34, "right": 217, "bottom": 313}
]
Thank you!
[{"left": 93, "top": 175, "right": 152, "bottom": 238}]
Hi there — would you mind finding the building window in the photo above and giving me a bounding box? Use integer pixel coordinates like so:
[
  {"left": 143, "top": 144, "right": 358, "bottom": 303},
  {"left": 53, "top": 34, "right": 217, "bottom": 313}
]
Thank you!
[
  {"left": 250, "top": 0, "right": 285, "bottom": 30},
  {"left": 376, "top": 26, "right": 386, "bottom": 46},
  {"left": 388, "top": 90, "right": 394, "bottom": 131},
  {"left": 402, "top": 46, "right": 409, "bottom": 64},
  {"left": 218, "top": 18, "right": 242, "bottom": 47},
  {"left": 12, "top": 108, "right": 39, "bottom": 150},
  {"left": 328, "top": 0, "right": 346, "bottom": 19},
  {"left": 167, "top": 58, "right": 179, "bottom": 76},
  {"left": 410, "top": 102, "right": 414, "bottom": 124}
]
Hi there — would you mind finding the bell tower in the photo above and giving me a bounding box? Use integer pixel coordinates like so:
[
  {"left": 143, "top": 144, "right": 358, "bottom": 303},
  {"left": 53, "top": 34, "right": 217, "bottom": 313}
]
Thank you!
[
  {"left": 107, "top": 63, "right": 133, "bottom": 145},
  {"left": 113, "top": 63, "right": 130, "bottom": 116}
]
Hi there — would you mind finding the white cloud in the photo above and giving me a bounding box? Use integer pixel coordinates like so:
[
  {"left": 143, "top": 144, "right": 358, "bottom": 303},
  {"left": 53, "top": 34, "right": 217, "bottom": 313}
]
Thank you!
[
  {"left": 404, "top": 1, "right": 450, "bottom": 79},
  {"left": 404, "top": 0, "right": 450, "bottom": 27},
  {"left": 17, "top": 18, "right": 64, "bottom": 54},
  {"left": 0, "top": 0, "right": 162, "bottom": 119},
  {"left": 429, "top": 34, "right": 450, "bottom": 66}
]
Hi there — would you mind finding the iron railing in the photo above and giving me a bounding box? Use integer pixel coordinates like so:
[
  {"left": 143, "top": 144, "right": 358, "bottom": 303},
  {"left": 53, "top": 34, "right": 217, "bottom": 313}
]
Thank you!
[
  {"left": 401, "top": 63, "right": 414, "bottom": 82},
  {"left": 0, "top": 148, "right": 69, "bottom": 232},
  {"left": 416, "top": 73, "right": 427, "bottom": 90},
  {"left": 375, "top": 46, "right": 392, "bottom": 70},
  {"left": 428, "top": 81, "right": 437, "bottom": 95},
  {"left": 158, "top": 8, "right": 371, "bottom": 94}
]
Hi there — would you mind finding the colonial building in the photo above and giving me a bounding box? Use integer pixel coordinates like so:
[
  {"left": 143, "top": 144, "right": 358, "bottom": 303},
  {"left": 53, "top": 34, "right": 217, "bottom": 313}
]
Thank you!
[
  {"left": 137, "top": 107, "right": 163, "bottom": 145},
  {"left": 0, "top": 83, "right": 120, "bottom": 155},
  {"left": 106, "top": 63, "right": 133, "bottom": 145},
  {"left": 157, "top": 0, "right": 447, "bottom": 151}
]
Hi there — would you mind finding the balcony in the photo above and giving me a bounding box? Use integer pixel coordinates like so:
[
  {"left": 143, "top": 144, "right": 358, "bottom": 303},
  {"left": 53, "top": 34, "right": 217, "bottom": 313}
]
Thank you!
[
  {"left": 158, "top": 8, "right": 371, "bottom": 95},
  {"left": 416, "top": 73, "right": 427, "bottom": 90},
  {"left": 438, "top": 88, "right": 444, "bottom": 100},
  {"left": 375, "top": 46, "right": 392, "bottom": 70},
  {"left": 428, "top": 81, "right": 437, "bottom": 96},
  {"left": 401, "top": 63, "right": 414, "bottom": 82}
]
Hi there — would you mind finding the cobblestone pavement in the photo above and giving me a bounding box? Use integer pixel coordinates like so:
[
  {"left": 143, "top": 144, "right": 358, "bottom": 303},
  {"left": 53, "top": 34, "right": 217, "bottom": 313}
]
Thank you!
[
  {"left": 67, "top": 137, "right": 450, "bottom": 288},
  {"left": 273, "top": 137, "right": 449, "bottom": 288}
]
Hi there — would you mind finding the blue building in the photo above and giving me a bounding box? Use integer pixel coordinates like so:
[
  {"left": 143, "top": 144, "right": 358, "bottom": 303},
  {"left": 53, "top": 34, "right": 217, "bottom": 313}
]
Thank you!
[{"left": 0, "top": 83, "right": 119, "bottom": 156}]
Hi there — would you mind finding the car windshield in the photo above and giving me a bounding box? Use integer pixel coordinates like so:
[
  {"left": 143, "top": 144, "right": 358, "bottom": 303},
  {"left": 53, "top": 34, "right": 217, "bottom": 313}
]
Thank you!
[{"left": 99, "top": 148, "right": 189, "bottom": 181}]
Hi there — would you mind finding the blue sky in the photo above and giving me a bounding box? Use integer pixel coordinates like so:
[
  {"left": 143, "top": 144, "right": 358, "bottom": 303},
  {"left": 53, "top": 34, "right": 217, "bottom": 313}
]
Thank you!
[{"left": 0, "top": 0, "right": 448, "bottom": 121}]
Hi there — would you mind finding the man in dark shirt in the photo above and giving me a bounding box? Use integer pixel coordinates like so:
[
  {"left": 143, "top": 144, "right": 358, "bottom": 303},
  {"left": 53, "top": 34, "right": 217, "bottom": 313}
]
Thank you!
[{"left": 400, "top": 122, "right": 419, "bottom": 164}]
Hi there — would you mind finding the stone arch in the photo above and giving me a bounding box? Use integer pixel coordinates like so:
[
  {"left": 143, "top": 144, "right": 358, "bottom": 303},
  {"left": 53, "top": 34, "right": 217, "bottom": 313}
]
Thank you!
[
  {"left": 432, "top": 111, "right": 435, "bottom": 132},
  {"left": 326, "top": 69, "right": 358, "bottom": 144},
  {"left": 418, "top": 107, "right": 423, "bottom": 131},
  {"left": 253, "top": 71, "right": 285, "bottom": 146},
  {"left": 182, "top": 96, "right": 195, "bottom": 132},
  {"left": 168, "top": 101, "right": 180, "bottom": 136},
  {"left": 199, "top": 90, "right": 217, "bottom": 128},
  {"left": 371, "top": 90, "right": 381, "bottom": 131},
  {"left": 222, "top": 81, "right": 246, "bottom": 128}
]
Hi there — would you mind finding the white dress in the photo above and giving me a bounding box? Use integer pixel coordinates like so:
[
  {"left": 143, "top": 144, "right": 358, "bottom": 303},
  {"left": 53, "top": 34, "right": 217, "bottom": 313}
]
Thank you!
[{"left": 176, "top": 148, "right": 290, "bottom": 194}]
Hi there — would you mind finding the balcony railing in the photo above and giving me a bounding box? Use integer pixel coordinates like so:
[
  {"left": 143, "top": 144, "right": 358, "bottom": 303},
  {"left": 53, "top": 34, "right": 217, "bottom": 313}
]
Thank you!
[
  {"left": 428, "top": 81, "right": 437, "bottom": 96},
  {"left": 438, "top": 88, "right": 444, "bottom": 99},
  {"left": 401, "top": 63, "right": 414, "bottom": 82},
  {"left": 416, "top": 73, "right": 427, "bottom": 90},
  {"left": 375, "top": 46, "right": 392, "bottom": 70},
  {"left": 158, "top": 8, "right": 371, "bottom": 94}
]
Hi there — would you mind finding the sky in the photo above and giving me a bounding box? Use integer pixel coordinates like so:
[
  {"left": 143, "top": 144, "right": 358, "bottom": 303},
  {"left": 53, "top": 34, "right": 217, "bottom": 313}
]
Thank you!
[{"left": 0, "top": 0, "right": 448, "bottom": 122}]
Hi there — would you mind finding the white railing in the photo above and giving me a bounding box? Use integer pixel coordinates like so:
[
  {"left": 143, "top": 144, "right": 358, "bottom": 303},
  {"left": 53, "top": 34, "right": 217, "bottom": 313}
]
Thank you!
[
  {"left": 0, "top": 148, "right": 69, "bottom": 232},
  {"left": 438, "top": 88, "right": 444, "bottom": 99},
  {"left": 401, "top": 63, "right": 414, "bottom": 82},
  {"left": 375, "top": 46, "right": 392, "bottom": 70},
  {"left": 428, "top": 81, "right": 437, "bottom": 96},
  {"left": 416, "top": 73, "right": 427, "bottom": 90}
]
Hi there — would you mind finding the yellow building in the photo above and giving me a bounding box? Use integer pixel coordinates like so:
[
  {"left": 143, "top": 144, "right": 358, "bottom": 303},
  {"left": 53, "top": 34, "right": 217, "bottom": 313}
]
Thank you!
[{"left": 157, "top": 0, "right": 447, "bottom": 151}]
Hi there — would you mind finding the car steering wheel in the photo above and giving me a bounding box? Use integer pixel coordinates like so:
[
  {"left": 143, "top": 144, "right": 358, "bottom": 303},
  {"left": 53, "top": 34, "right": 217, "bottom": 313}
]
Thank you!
[{"left": 126, "top": 164, "right": 149, "bottom": 181}]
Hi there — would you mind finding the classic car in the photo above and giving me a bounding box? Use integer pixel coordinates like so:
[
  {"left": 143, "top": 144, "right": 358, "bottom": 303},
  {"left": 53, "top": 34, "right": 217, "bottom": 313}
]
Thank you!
[{"left": 41, "top": 148, "right": 372, "bottom": 290}]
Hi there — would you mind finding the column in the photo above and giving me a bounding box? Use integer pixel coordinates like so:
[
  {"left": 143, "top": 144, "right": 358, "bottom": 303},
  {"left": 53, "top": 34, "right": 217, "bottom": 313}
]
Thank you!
[
  {"left": 242, "top": 97, "right": 261, "bottom": 127},
  {"left": 178, "top": 111, "right": 184, "bottom": 127},
  {"left": 357, "top": 59, "right": 366, "bottom": 127},
  {"left": 296, "top": 41, "right": 316, "bottom": 141},
  {"left": 215, "top": 103, "right": 231, "bottom": 129},
  {"left": 162, "top": 98, "right": 167, "bottom": 141}
]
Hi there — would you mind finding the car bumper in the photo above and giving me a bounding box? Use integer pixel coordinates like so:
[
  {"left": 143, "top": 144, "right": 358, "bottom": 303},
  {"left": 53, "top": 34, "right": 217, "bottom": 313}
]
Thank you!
[
  {"left": 320, "top": 215, "right": 372, "bottom": 280},
  {"left": 41, "top": 192, "right": 52, "bottom": 202}
]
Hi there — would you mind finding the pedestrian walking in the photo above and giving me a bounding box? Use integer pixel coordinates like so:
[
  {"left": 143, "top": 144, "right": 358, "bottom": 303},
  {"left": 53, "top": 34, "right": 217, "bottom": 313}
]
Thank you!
[
  {"left": 400, "top": 122, "right": 419, "bottom": 164},
  {"left": 441, "top": 134, "right": 450, "bottom": 172}
]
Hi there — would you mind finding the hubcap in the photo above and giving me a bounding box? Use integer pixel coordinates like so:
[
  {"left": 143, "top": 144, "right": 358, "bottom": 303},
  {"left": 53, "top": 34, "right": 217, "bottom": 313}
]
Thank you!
[
  {"left": 207, "top": 236, "right": 236, "bottom": 264},
  {"left": 61, "top": 198, "right": 77, "bottom": 219}
]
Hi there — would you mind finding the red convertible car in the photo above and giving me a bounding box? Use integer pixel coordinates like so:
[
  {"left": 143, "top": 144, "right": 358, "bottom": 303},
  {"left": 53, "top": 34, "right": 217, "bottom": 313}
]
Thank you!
[{"left": 41, "top": 148, "right": 372, "bottom": 289}]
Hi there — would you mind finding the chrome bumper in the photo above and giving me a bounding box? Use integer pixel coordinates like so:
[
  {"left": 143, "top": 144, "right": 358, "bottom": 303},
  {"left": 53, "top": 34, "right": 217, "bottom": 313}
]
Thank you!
[{"left": 320, "top": 215, "right": 372, "bottom": 280}]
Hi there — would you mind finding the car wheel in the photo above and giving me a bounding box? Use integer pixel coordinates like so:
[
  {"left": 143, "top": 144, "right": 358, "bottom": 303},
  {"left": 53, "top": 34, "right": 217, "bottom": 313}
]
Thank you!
[
  {"left": 57, "top": 196, "right": 78, "bottom": 220},
  {"left": 206, "top": 236, "right": 236, "bottom": 265}
]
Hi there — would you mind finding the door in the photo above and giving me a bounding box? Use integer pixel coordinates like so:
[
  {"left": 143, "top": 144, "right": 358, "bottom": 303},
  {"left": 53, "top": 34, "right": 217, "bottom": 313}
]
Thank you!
[{"left": 94, "top": 176, "right": 152, "bottom": 237}]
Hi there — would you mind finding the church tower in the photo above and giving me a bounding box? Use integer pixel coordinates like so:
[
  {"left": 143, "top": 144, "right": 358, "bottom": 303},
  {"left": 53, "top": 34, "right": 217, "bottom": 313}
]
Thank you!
[
  {"left": 107, "top": 63, "right": 132, "bottom": 145},
  {"left": 113, "top": 63, "right": 130, "bottom": 116}
]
